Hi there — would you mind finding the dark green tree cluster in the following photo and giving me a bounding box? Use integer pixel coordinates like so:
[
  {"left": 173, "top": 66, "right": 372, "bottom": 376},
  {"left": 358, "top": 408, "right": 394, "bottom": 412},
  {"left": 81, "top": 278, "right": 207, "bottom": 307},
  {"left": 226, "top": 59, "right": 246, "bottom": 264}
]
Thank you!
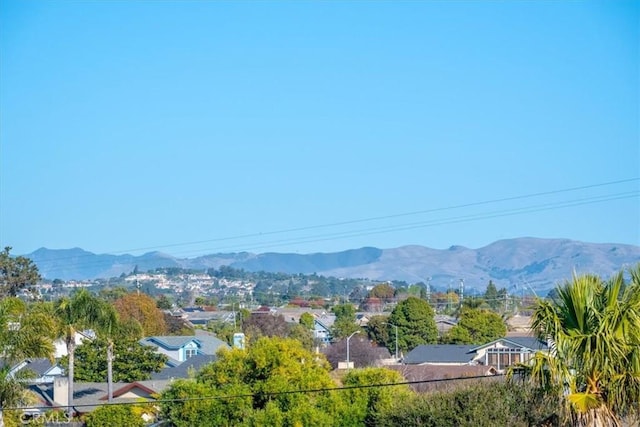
[
  {"left": 60, "top": 337, "right": 167, "bottom": 382},
  {"left": 388, "top": 297, "right": 438, "bottom": 352},
  {"left": 0, "top": 247, "right": 41, "bottom": 297},
  {"left": 331, "top": 303, "right": 360, "bottom": 339}
]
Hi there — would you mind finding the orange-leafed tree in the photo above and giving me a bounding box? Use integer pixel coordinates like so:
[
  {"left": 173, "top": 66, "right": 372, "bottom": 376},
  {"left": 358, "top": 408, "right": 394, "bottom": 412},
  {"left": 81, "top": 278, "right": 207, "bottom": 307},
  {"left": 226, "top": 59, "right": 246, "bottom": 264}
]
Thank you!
[{"left": 113, "top": 293, "right": 167, "bottom": 336}]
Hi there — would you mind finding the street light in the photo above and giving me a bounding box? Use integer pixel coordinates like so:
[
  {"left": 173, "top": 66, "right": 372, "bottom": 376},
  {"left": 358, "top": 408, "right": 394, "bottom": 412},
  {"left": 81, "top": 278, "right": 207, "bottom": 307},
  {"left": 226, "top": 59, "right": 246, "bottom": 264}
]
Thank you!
[
  {"left": 346, "top": 330, "right": 360, "bottom": 369},
  {"left": 383, "top": 322, "right": 399, "bottom": 361}
]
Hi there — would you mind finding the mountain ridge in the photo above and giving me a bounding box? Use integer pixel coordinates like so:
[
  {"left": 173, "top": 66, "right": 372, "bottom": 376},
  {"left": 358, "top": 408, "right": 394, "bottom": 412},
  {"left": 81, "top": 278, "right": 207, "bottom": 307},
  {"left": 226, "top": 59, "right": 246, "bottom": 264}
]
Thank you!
[{"left": 25, "top": 237, "right": 640, "bottom": 292}]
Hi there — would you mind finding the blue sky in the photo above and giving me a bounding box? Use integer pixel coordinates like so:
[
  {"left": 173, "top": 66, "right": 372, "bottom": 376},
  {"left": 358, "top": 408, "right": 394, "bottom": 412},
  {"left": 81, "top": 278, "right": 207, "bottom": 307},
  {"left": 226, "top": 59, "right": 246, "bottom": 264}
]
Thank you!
[{"left": 1, "top": 1, "right": 638, "bottom": 257}]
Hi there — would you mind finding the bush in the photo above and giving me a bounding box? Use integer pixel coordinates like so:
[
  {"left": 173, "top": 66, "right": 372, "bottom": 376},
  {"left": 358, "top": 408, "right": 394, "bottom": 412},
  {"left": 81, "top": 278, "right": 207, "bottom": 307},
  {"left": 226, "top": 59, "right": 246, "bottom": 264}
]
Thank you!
[
  {"left": 84, "top": 405, "right": 145, "bottom": 427},
  {"left": 375, "top": 380, "right": 562, "bottom": 427}
]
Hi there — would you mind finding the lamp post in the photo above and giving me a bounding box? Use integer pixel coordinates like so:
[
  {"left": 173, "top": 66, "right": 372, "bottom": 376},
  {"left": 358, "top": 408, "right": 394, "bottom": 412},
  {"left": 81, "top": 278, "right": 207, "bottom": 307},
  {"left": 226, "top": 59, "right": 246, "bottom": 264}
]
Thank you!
[
  {"left": 383, "top": 322, "right": 399, "bottom": 361},
  {"left": 346, "top": 330, "right": 360, "bottom": 369}
]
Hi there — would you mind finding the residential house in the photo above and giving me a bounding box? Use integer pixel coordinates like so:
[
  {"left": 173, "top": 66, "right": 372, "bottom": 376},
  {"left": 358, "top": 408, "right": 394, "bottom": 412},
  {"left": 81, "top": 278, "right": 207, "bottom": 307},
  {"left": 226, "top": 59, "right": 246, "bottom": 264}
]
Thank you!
[
  {"left": 403, "top": 336, "right": 548, "bottom": 372},
  {"left": 313, "top": 315, "right": 335, "bottom": 344},
  {"left": 471, "top": 336, "right": 548, "bottom": 371},
  {"left": 53, "top": 330, "right": 95, "bottom": 358},
  {"left": 403, "top": 345, "right": 477, "bottom": 366},
  {"left": 140, "top": 330, "right": 229, "bottom": 366},
  {"left": 151, "top": 354, "right": 217, "bottom": 380},
  {"left": 28, "top": 377, "right": 170, "bottom": 418},
  {"left": 9, "top": 358, "right": 63, "bottom": 384}
]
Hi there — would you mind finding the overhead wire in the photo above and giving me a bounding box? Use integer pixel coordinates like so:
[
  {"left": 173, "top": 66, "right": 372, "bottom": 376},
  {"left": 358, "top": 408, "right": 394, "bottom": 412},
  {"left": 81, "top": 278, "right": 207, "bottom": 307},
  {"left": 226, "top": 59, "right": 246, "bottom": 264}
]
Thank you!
[
  {"left": 7, "top": 373, "right": 505, "bottom": 411},
  {"left": 32, "top": 187, "right": 639, "bottom": 275}
]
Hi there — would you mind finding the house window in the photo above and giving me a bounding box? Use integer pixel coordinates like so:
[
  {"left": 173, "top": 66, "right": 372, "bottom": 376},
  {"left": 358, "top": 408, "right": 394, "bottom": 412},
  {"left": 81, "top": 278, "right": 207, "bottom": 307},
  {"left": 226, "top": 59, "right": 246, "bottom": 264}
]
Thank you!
[
  {"left": 486, "top": 348, "right": 529, "bottom": 369},
  {"left": 186, "top": 348, "right": 197, "bottom": 359}
]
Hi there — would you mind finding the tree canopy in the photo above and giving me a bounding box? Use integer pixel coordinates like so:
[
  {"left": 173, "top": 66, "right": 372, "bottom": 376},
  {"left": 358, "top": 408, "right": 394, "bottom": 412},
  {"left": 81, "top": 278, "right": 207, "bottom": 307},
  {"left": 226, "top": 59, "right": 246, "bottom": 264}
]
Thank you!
[
  {"left": 161, "top": 337, "right": 341, "bottom": 426},
  {"left": 445, "top": 308, "right": 506, "bottom": 344},
  {"left": 113, "top": 293, "right": 167, "bottom": 336},
  {"left": 60, "top": 337, "right": 167, "bottom": 382},
  {"left": 0, "top": 247, "right": 40, "bottom": 298},
  {"left": 388, "top": 297, "right": 438, "bottom": 352}
]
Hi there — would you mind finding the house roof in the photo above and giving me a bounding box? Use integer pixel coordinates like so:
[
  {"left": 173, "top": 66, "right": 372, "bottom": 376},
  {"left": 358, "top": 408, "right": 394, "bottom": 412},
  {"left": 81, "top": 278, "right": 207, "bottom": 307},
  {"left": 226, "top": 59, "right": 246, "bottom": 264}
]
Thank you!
[
  {"left": 141, "top": 336, "right": 199, "bottom": 350},
  {"left": 29, "top": 380, "right": 171, "bottom": 414},
  {"left": 141, "top": 333, "right": 229, "bottom": 355},
  {"left": 22, "top": 358, "right": 61, "bottom": 377},
  {"left": 193, "top": 330, "right": 230, "bottom": 355},
  {"left": 151, "top": 354, "right": 217, "bottom": 380},
  {"left": 101, "top": 380, "right": 171, "bottom": 400},
  {"left": 403, "top": 345, "right": 476, "bottom": 364},
  {"left": 470, "top": 336, "right": 548, "bottom": 352}
]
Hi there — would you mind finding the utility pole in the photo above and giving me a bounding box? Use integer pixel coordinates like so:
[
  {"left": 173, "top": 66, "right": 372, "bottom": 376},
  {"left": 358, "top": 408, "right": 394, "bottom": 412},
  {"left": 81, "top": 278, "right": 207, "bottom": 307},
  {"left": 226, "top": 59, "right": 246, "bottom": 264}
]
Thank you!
[{"left": 459, "top": 279, "right": 464, "bottom": 306}]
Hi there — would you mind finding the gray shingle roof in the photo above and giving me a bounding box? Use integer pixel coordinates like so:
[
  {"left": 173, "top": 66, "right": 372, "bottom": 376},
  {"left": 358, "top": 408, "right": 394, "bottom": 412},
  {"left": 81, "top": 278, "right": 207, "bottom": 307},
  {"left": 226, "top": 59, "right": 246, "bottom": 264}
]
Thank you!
[
  {"left": 403, "top": 345, "right": 476, "bottom": 364},
  {"left": 140, "top": 333, "right": 229, "bottom": 355},
  {"left": 470, "top": 337, "right": 548, "bottom": 352},
  {"left": 151, "top": 354, "right": 217, "bottom": 380}
]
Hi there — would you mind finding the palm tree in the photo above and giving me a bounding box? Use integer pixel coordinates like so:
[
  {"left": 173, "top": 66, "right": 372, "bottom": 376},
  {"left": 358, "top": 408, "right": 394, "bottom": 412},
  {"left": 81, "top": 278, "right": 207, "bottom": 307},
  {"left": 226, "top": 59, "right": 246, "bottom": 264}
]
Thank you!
[
  {"left": 519, "top": 266, "right": 640, "bottom": 426},
  {"left": 54, "top": 289, "right": 115, "bottom": 418},
  {"left": 0, "top": 299, "right": 56, "bottom": 427}
]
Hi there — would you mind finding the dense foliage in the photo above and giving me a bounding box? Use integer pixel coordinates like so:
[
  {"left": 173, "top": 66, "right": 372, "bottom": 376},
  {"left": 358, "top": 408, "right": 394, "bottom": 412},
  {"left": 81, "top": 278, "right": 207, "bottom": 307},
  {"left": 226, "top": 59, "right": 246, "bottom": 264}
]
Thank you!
[
  {"left": 60, "top": 337, "right": 167, "bottom": 382},
  {"left": 84, "top": 404, "right": 145, "bottom": 427},
  {"left": 161, "top": 337, "right": 341, "bottom": 426},
  {"left": 0, "top": 247, "right": 40, "bottom": 297},
  {"left": 388, "top": 297, "right": 438, "bottom": 351},
  {"left": 519, "top": 266, "right": 640, "bottom": 426},
  {"left": 113, "top": 293, "right": 167, "bottom": 336},
  {"left": 444, "top": 308, "right": 506, "bottom": 344},
  {"left": 376, "top": 379, "right": 562, "bottom": 427}
]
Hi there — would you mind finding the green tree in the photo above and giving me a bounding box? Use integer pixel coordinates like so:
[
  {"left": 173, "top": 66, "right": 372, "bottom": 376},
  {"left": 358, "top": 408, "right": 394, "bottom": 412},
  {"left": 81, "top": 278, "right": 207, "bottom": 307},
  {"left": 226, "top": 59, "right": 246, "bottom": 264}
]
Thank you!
[
  {"left": 54, "top": 289, "right": 115, "bottom": 418},
  {"left": 60, "top": 337, "right": 167, "bottom": 383},
  {"left": 366, "top": 315, "right": 391, "bottom": 347},
  {"left": 161, "top": 337, "right": 340, "bottom": 426},
  {"left": 332, "top": 303, "right": 360, "bottom": 340},
  {"left": 0, "top": 299, "right": 56, "bottom": 427},
  {"left": 445, "top": 308, "right": 506, "bottom": 344},
  {"left": 300, "top": 312, "right": 315, "bottom": 329},
  {"left": 98, "top": 286, "right": 129, "bottom": 302},
  {"left": 517, "top": 267, "right": 640, "bottom": 426},
  {"left": 369, "top": 283, "right": 395, "bottom": 301},
  {"left": 388, "top": 297, "right": 437, "bottom": 352},
  {"left": 288, "top": 323, "right": 314, "bottom": 350},
  {"left": 156, "top": 294, "right": 173, "bottom": 310},
  {"left": 484, "top": 280, "right": 501, "bottom": 310},
  {"left": 332, "top": 303, "right": 356, "bottom": 320},
  {"left": 0, "top": 247, "right": 40, "bottom": 298},
  {"left": 341, "top": 368, "right": 412, "bottom": 426},
  {"left": 85, "top": 404, "right": 145, "bottom": 427}
]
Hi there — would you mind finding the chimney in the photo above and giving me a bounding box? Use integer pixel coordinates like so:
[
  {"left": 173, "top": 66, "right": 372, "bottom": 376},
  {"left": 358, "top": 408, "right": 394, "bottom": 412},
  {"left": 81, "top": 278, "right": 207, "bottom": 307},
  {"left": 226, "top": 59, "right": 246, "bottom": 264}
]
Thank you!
[{"left": 53, "top": 377, "right": 68, "bottom": 407}]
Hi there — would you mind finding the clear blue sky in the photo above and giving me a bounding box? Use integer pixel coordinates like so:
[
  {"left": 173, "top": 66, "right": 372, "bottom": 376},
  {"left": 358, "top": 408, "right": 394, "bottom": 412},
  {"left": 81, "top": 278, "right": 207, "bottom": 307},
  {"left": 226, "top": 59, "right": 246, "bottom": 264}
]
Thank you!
[{"left": 1, "top": 1, "right": 638, "bottom": 257}]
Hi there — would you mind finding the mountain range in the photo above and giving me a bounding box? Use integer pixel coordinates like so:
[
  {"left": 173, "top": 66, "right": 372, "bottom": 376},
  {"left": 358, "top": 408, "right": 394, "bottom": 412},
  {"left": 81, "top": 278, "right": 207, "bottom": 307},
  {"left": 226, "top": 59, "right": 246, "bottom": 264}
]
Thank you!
[{"left": 26, "top": 237, "right": 640, "bottom": 292}]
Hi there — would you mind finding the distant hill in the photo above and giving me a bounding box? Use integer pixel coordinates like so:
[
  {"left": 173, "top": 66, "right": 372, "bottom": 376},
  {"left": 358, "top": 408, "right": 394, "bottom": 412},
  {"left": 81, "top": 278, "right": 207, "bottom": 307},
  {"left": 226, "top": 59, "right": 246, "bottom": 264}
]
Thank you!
[{"left": 26, "top": 238, "right": 640, "bottom": 292}]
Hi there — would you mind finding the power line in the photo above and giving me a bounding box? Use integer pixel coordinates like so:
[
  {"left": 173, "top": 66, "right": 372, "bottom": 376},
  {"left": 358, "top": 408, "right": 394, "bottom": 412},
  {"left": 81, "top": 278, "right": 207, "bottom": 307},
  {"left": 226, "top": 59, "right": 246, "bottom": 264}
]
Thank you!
[
  {"left": 8, "top": 373, "right": 505, "bottom": 411},
  {"left": 32, "top": 189, "right": 639, "bottom": 274}
]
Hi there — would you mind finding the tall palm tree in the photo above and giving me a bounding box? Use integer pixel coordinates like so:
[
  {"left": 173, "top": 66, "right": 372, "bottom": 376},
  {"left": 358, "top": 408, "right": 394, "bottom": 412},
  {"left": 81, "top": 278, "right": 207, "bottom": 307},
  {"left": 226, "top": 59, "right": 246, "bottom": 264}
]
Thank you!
[
  {"left": 520, "top": 266, "right": 640, "bottom": 426},
  {"left": 54, "top": 289, "right": 115, "bottom": 418}
]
